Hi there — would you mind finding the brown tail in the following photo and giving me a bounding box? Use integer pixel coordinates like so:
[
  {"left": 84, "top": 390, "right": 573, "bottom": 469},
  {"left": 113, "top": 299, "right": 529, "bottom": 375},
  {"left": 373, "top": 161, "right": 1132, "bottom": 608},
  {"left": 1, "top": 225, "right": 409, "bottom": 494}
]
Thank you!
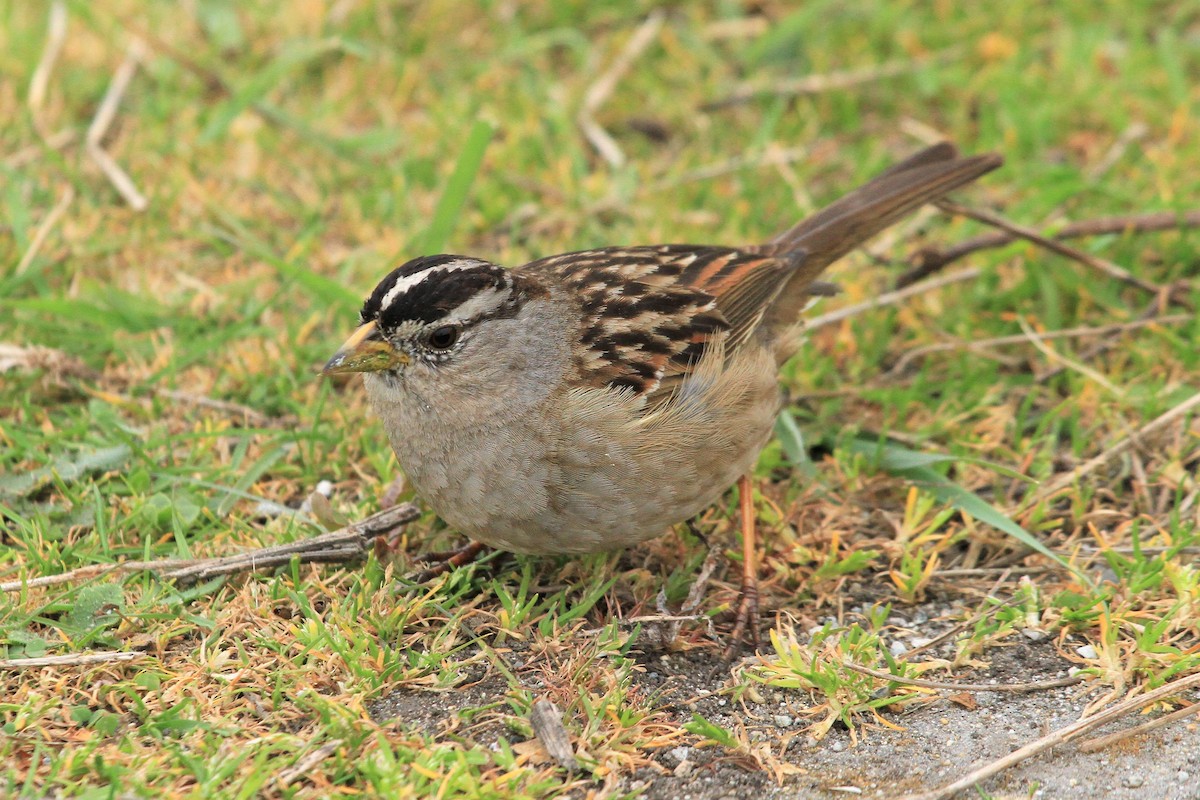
[{"left": 761, "top": 142, "right": 1002, "bottom": 333}]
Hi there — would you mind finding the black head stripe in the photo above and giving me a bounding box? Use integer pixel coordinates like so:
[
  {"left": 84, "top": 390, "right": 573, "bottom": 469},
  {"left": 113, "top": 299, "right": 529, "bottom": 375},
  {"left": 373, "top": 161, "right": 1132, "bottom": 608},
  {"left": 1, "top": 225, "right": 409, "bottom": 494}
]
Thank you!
[
  {"left": 361, "top": 256, "right": 543, "bottom": 332},
  {"left": 360, "top": 255, "right": 475, "bottom": 323}
]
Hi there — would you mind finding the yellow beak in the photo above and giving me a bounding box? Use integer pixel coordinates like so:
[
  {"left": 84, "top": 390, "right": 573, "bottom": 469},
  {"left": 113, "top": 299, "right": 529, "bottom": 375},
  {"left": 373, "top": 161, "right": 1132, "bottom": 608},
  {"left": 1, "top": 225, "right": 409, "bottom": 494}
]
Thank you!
[{"left": 322, "top": 320, "right": 409, "bottom": 374}]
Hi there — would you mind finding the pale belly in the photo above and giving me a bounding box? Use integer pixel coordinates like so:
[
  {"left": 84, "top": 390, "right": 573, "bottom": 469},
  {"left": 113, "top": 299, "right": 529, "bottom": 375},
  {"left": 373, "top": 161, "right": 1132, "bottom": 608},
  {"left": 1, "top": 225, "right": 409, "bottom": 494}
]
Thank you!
[{"left": 365, "top": 347, "right": 781, "bottom": 554}]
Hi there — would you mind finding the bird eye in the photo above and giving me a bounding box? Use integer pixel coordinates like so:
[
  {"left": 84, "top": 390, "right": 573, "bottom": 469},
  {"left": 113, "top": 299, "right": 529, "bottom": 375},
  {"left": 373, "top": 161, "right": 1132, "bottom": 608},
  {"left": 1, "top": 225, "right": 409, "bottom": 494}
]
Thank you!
[{"left": 427, "top": 324, "right": 459, "bottom": 350}]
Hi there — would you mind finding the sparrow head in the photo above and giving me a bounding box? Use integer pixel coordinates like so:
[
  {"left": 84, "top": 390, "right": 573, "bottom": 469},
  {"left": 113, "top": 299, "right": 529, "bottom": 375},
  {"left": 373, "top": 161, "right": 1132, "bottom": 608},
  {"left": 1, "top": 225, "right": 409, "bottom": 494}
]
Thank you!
[{"left": 323, "top": 255, "right": 541, "bottom": 377}]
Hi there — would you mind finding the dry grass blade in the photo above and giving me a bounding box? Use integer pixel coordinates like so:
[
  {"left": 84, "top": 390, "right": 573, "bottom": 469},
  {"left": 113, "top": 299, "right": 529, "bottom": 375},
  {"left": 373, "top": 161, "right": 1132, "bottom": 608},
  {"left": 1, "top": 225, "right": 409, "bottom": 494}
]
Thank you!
[
  {"left": 703, "top": 49, "right": 959, "bottom": 109},
  {"left": 887, "top": 316, "right": 1191, "bottom": 376},
  {"left": 275, "top": 740, "right": 343, "bottom": 788},
  {"left": 27, "top": 0, "right": 67, "bottom": 135},
  {"left": 1015, "top": 317, "right": 1125, "bottom": 397},
  {"left": 898, "top": 671, "right": 1200, "bottom": 800},
  {"left": 577, "top": 11, "right": 664, "bottom": 168},
  {"left": 86, "top": 37, "right": 149, "bottom": 211},
  {"left": 14, "top": 185, "right": 74, "bottom": 275}
]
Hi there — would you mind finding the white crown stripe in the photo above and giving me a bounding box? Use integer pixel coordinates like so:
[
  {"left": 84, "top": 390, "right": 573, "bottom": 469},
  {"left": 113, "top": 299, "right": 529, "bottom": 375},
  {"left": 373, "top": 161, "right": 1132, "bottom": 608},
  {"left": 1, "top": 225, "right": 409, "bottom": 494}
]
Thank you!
[
  {"left": 379, "top": 259, "right": 484, "bottom": 311},
  {"left": 442, "top": 284, "right": 512, "bottom": 323}
]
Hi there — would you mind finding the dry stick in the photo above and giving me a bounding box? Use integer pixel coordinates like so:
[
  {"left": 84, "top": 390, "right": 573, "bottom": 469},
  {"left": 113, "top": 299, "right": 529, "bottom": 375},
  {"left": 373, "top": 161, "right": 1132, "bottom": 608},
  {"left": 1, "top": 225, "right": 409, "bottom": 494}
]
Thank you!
[
  {"left": 0, "top": 651, "right": 146, "bottom": 670},
  {"left": 702, "top": 49, "right": 959, "bottom": 110},
  {"left": 577, "top": 11, "right": 664, "bottom": 168},
  {"left": 1023, "top": 390, "right": 1200, "bottom": 511},
  {"left": 898, "top": 670, "right": 1200, "bottom": 800},
  {"left": 1079, "top": 701, "right": 1200, "bottom": 752},
  {"left": 0, "top": 504, "right": 419, "bottom": 593},
  {"left": 14, "top": 185, "right": 74, "bottom": 275},
  {"left": 935, "top": 200, "right": 1167, "bottom": 296},
  {"left": 841, "top": 660, "right": 1082, "bottom": 693},
  {"left": 887, "top": 315, "right": 1191, "bottom": 376},
  {"left": 27, "top": 0, "right": 67, "bottom": 136},
  {"left": 86, "top": 38, "right": 149, "bottom": 211},
  {"left": 805, "top": 267, "right": 981, "bottom": 332},
  {"left": 1, "top": 559, "right": 192, "bottom": 593},
  {"left": 530, "top": 700, "right": 579, "bottom": 772},
  {"left": 900, "top": 209, "right": 1200, "bottom": 287}
]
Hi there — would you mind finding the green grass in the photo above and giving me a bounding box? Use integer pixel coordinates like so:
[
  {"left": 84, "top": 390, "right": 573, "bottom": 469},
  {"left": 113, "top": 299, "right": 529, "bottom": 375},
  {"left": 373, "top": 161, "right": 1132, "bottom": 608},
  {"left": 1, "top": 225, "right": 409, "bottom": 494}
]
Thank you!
[{"left": 2, "top": 1, "right": 1199, "bottom": 796}]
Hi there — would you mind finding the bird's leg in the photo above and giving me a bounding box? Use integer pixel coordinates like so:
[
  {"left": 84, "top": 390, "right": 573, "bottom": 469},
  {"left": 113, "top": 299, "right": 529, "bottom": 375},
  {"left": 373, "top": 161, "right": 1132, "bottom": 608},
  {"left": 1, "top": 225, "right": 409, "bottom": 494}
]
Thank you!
[
  {"left": 412, "top": 541, "right": 489, "bottom": 582},
  {"left": 722, "top": 474, "right": 761, "bottom": 661}
]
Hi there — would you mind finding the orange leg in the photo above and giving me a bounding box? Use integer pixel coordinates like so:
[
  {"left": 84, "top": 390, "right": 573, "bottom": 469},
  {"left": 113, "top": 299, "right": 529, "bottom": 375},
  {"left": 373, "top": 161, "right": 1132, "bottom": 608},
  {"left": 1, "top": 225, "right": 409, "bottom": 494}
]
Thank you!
[
  {"left": 722, "top": 473, "right": 761, "bottom": 660},
  {"left": 412, "top": 541, "right": 489, "bottom": 583}
]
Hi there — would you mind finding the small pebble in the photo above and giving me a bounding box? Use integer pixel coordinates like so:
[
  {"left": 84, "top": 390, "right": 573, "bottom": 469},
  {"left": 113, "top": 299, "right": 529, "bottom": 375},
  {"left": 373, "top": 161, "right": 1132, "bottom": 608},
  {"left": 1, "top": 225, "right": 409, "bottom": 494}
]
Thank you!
[
  {"left": 1076, "top": 644, "right": 1098, "bottom": 659},
  {"left": 315, "top": 479, "right": 334, "bottom": 496},
  {"left": 773, "top": 714, "right": 793, "bottom": 728},
  {"left": 830, "top": 740, "right": 846, "bottom": 752},
  {"left": 909, "top": 637, "right": 934, "bottom": 649},
  {"left": 1123, "top": 774, "right": 1144, "bottom": 789},
  {"left": 1021, "top": 628, "right": 1048, "bottom": 641},
  {"left": 667, "top": 746, "right": 690, "bottom": 764},
  {"left": 911, "top": 611, "right": 929, "bottom": 625},
  {"left": 1178, "top": 771, "right": 1191, "bottom": 782},
  {"left": 889, "top": 641, "right": 908, "bottom": 657}
]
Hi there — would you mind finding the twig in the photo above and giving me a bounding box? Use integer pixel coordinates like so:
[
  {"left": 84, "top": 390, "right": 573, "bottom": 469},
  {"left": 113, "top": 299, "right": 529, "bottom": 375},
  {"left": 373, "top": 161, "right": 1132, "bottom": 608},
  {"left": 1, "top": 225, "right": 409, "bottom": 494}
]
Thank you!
[
  {"left": 805, "top": 267, "right": 981, "bottom": 332},
  {"left": 530, "top": 700, "right": 579, "bottom": 771},
  {"left": 86, "top": 38, "right": 149, "bottom": 211},
  {"left": 0, "top": 651, "right": 146, "bottom": 670},
  {"left": 276, "top": 740, "right": 343, "bottom": 787},
  {"left": 888, "top": 315, "right": 1191, "bottom": 376},
  {"left": 935, "top": 201, "right": 1167, "bottom": 297},
  {"left": 1, "top": 559, "right": 191, "bottom": 593},
  {"left": 28, "top": 0, "right": 67, "bottom": 136},
  {"left": 1023, "top": 390, "right": 1200, "bottom": 510},
  {"left": 841, "top": 660, "right": 1082, "bottom": 693},
  {"left": 159, "top": 504, "right": 419, "bottom": 585},
  {"left": 1079, "top": 701, "right": 1200, "bottom": 752},
  {"left": 1, "top": 505, "right": 419, "bottom": 592},
  {"left": 577, "top": 11, "right": 664, "bottom": 168},
  {"left": 703, "top": 50, "right": 959, "bottom": 110},
  {"left": 932, "top": 567, "right": 1056, "bottom": 579},
  {"left": 14, "top": 185, "right": 74, "bottom": 275},
  {"left": 897, "top": 671, "right": 1200, "bottom": 800},
  {"left": 900, "top": 209, "right": 1200, "bottom": 288}
]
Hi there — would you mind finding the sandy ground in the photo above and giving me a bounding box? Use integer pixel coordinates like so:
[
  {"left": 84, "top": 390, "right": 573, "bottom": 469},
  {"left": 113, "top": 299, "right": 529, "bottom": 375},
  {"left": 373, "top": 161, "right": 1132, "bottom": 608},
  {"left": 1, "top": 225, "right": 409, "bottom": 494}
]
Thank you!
[{"left": 369, "top": 604, "right": 1200, "bottom": 800}]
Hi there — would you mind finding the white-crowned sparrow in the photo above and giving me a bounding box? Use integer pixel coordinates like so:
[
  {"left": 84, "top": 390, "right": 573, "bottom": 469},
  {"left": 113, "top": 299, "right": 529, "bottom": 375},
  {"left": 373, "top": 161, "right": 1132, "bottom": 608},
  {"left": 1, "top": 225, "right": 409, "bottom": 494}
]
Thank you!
[{"left": 325, "top": 142, "right": 1002, "bottom": 647}]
